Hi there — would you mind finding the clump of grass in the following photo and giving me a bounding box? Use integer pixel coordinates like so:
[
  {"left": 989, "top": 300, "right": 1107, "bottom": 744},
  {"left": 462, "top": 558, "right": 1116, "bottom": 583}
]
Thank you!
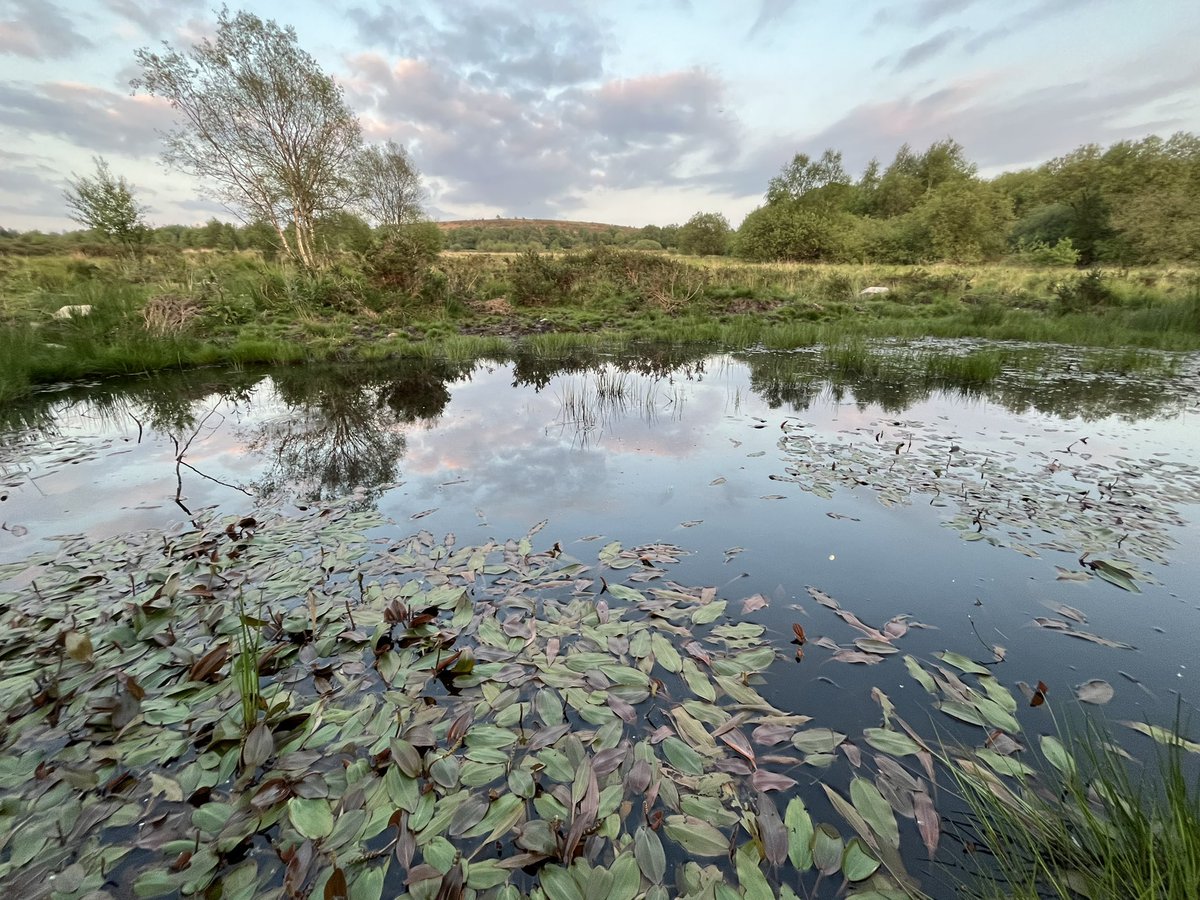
[
  {"left": 233, "top": 598, "right": 262, "bottom": 732},
  {"left": 952, "top": 716, "right": 1200, "bottom": 900}
]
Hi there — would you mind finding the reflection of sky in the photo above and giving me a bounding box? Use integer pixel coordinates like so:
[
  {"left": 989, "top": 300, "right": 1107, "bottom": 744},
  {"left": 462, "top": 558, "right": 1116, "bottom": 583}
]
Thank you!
[{"left": 3, "top": 354, "right": 1200, "bottom": 741}]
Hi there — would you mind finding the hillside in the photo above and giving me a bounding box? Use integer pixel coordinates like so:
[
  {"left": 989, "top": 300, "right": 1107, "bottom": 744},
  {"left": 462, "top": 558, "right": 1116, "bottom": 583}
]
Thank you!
[
  {"left": 435, "top": 217, "right": 651, "bottom": 251},
  {"left": 437, "top": 218, "right": 638, "bottom": 233}
]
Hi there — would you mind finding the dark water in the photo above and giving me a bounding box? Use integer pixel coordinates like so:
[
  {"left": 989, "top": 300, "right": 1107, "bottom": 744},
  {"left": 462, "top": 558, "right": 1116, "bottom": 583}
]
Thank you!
[{"left": 2, "top": 341, "right": 1199, "bottom": 894}]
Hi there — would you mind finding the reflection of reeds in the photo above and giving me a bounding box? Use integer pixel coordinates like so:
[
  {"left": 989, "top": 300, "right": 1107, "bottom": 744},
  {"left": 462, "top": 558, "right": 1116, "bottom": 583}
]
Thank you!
[{"left": 553, "top": 366, "right": 675, "bottom": 446}]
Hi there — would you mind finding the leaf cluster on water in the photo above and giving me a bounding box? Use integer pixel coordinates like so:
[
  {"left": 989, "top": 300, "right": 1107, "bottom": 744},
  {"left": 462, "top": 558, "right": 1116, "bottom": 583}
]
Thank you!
[{"left": 0, "top": 500, "right": 946, "bottom": 898}]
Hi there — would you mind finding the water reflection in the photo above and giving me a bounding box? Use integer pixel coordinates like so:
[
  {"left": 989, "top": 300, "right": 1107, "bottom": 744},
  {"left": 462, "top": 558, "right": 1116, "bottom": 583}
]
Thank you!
[
  {"left": 245, "top": 361, "right": 469, "bottom": 505},
  {"left": 2, "top": 346, "right": 1195, "bottom": 511}
]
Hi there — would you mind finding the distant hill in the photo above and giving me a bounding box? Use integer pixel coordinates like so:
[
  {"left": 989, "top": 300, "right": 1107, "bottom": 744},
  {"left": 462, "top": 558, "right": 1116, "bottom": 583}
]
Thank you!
[
  {"left": 435, "top": 218, "right": 657, "bottom": 252},
  {"left": 437, "top": 218, "right": 639, "bottom": 234}
]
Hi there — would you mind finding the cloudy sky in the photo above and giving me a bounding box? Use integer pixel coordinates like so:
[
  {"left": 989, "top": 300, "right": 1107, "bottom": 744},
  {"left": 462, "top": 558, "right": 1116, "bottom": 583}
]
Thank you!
[{"left": 1, "top": 0, "right": 1197, "bottom": 231}]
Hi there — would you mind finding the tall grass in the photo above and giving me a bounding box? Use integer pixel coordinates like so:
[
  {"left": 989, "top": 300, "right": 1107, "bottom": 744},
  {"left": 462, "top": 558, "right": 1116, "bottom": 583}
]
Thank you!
[{"left": 952, "top": 716, "right": 1200, "bottom": 900}]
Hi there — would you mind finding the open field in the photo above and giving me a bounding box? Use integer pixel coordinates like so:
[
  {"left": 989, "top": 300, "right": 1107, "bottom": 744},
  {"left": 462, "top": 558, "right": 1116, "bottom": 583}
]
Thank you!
[{"left": 2, "top": 249, "right": 1198, "bottom": 404}]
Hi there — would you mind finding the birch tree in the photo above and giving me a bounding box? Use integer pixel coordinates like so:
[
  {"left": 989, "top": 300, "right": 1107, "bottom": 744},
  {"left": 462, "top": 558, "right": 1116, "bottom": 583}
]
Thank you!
[
  {"left": 131, "top": 8, "right": 361, "bottom": 268},
  {"left": 353, "top": 141, "right": 425, "bottom": 228}
]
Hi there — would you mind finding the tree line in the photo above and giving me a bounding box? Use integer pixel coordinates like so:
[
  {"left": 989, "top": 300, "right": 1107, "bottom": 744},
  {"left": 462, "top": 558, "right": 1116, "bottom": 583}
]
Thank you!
[{"left": 719, "top": 133, "right": 1200, "bottom": 265}]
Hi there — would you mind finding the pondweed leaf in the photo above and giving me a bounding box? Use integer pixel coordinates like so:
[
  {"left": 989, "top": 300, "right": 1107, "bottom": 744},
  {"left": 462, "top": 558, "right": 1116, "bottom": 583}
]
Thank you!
[
  {"left": 663, "top": 816, "right": 730, "bottom": 857},
  {"left": 635, "top": 826, "right": 666, "bottom": 884},
  {"left": 811, "top": 823, "right": 844, "bottom": 875},
  {"left": 287, "top": 798, "right": 334, "bottom": 840},
  {"left": 842, "top": 837, "right": 882, "bottom": 881},
  {"left": 1122, "top": 721, "right": 1200, "bottom": 754},
  {"left": 1075, "top": 678, "right": 1116, "bottom": 705},
  {"left": 1040, "top": 735, "right": 1077, "bottom": 777},
  {"left": 863, "top": 728, "right": 922, "bottom": 757}
]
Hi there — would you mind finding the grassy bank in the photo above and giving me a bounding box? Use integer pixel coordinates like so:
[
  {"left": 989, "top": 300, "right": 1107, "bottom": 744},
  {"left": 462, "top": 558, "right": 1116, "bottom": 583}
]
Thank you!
[{"left": 2, "top": 249, "right": 1199, "bottom": 403}]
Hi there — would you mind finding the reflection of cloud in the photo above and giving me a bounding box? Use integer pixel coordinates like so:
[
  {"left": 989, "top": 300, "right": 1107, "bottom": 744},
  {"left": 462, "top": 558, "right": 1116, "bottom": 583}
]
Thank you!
[{"left": 397, "top": 367, "right": 733, "bottom": 522}]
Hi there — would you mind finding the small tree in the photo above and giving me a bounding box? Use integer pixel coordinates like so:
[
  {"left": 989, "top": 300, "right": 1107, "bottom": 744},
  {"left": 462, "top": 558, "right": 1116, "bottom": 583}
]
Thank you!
[
  {"left": 63, "top": 157, "right": 149, "bottom": 252},
  {"left": 678, "top": 212, "right": 731, "bottom": 256},
  {"left": 353, "top": 141, "right": 425, "bottom": 227},
  {"left": 132, "top": 8, "right": 362, "bottom": 269}
]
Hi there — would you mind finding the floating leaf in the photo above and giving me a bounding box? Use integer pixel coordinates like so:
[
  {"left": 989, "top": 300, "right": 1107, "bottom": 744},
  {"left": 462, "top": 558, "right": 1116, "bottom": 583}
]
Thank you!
[
  {"left": 806, "top": 586, "right": 840, "bottom": 610},
  {"left": 242, "top": 723, "right": 274, "bottom": 770},
  {"left": 64, "top": 629, "right": 93, "bottom": 662},
  {"left": 1029, "top": 680, "right": 1049, "bottom": 708},
  {"left": 1122, "top": 722, "right": 1200, "bottom": 754},
  {"left": 854, "top": 638, "right": 899, "bottom": 655},
  {"left": 663, "top": 816, "right": 730, "bottom": 857},
  {"left": 850, "top": 777, "right": 900, "bottom": 850},
  {"left": 792, "top": 728, "right": 845, "bottom": 754},
  {"left": 635, "top": 826, "right": 666, "bottom": 884},
  {"left": 811, "top": 823, "right": 843, "bottom": 875},
  {"left": 785, "top": 797, "right": 814, "bottom": 871},
  {"left": 751, "top": 770, "right": 797, "bottom": 793},
  {"left": 842, "top": 838, "right": 881, "bottom": 881},
  {"left": 741, "top": 594, "right": 769, "bottom": 614},
  {"left": 912, "top": 789, "right": 940, "bottom": 858},
  {"left": 863, "top": 728, "right": 921, "bottom": 757},
  {"left": 288, "top": 798, "right": 334, "bottom": 840},
  {"left": 935, "top": 650, "right": 990, "bottom": 676},
  {"left": 1040, "top": 735, "right": 1077, "bottom": 778},
  {"left": 1055, "top": 566, "right": 1093, "bottom": 582},
  {"left": 735, "top": 840, "right": 773, "bottom": 900},
  {"left": 1087, "top": 559, "right": 1141, "bottom": 593},
  {"left": 904, "top": 656, "right": 937, "bottom": 694}
]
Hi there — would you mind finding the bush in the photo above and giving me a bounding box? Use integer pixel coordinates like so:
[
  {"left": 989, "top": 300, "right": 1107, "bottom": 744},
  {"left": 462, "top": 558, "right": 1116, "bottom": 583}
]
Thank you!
[
  {"left": 1053, "top": 269, "right": 1116, "bottom": 313},
  {"left": 366, "top": 222, "right": 443, "bottom": 295},
  {"left": 506, "top": 250, "right": 578, "bottom": 305},
  {"left": 1017, "top": 237, "right": 1080, "bottom": 267}
]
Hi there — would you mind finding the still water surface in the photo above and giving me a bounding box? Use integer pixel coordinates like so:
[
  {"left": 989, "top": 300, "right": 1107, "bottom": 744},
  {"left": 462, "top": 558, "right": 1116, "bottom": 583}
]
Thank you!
[{"left": 2, "top": 342, "right": 1198, "bottom": 894}]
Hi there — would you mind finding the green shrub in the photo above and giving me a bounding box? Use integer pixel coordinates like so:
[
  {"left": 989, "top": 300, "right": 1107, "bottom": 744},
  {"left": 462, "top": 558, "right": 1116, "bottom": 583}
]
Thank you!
[
  {"left": 1053, "top": 269, "right": 1116, "bottom": 313},
  {"left": 507, "top": 250, "right": 578, "bottom": 305},
  {"left": 366, "top": 222, "right": 443, "bottom": 294},
  {"left": 1017, "top": 237, "right": 1080, "bottom": 267}
]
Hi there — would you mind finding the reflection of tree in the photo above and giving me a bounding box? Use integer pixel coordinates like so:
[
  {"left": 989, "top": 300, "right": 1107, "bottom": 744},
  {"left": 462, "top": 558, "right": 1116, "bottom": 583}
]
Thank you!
[
  {"left": 248, "top": 361, "right": 467, "bottom": 505},
  {"left": 735, "top": 350, "right": 1187, "bottom": 420},
  {"left": 510, "top": 345, "right": 709, "bottom": 391}
]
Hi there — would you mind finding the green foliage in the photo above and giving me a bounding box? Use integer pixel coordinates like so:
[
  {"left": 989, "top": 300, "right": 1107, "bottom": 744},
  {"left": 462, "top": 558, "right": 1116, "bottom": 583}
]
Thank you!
[
  {"left": 739, "top": 132, "right": 1198, "bottom": 266},
  {"left": 906, "top": 179, "right": 1013, "bottom": 262},
  {"left": 507, "top": 250, "right": 579, "bottom": 305},
  {"left": 1053, "top": 270, "right": 1116, "bottom": 314},
  {"left": 678, "top": 212, "right": 731, "bottom": 256},
  {"left": 735, "top": 204, "right": 860, "bottom": 262},
  {"left": 62, "top": 157, "right": 149, "bottom": 253},
  {"left": 365, "top": 222, "right": 443, "bottom": 295},
  {"left": 1016, "top": 237, "right": 1080, "bottom": 267},
  {"left": 766, "top": 149, "right": 852, "bottom": 206}
]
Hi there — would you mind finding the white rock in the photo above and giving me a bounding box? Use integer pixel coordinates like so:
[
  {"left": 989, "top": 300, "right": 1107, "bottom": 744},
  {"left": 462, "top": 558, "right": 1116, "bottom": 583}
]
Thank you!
[
  {"left": 858, "top": 286, "right": 889, "bottom": 296},
  {"left": 53, "top": 304, "right": 94, "bottom": 319}
]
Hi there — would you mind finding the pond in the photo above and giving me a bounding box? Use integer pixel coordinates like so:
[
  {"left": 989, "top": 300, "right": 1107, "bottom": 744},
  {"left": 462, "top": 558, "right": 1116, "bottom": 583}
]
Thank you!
[{"left": 1, "top": 341, "right": 1198, "bottom": 899}]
